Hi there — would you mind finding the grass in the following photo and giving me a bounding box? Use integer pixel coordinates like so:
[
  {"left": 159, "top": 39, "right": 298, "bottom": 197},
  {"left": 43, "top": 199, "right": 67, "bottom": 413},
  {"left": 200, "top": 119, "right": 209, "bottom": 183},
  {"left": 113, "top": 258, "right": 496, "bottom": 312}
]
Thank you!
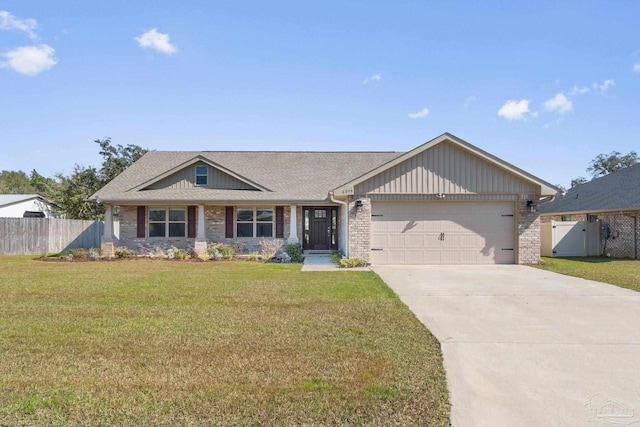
[
  {"left": 0, "top": 256, "right": 449, "bottom": 426},
  {"left": 534, "top": 257, "right": 640, "bottom": 292}
]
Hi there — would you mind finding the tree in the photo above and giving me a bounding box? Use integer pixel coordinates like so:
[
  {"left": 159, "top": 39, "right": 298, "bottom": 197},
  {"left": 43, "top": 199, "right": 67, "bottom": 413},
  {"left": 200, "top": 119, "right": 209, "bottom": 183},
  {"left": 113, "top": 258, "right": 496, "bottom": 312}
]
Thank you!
[
  {"left": 53, "top": 166, "right": 103, "bottom": 220},
  {"left": 50, "top": 139, "right": 147, "bottom": 219},
  {"left": 570, "top": 177, "right": 588, "bottom": 188},
  {"left": 586, "top": 151, "right": 638, "bottom": 178},
  {"left": 96, "top": 138, "right": 147, "bottom": 184},
  {"left": 0, "top": 170, "right": 34, "bottom": 194},
  {"left": 29, "top": 169, "right": 57, "bottom": 197}
]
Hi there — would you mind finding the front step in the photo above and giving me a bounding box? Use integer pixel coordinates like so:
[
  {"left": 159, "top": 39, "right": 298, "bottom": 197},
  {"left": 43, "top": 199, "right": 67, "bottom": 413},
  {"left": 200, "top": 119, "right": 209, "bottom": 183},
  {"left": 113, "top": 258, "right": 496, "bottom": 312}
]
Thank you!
[{"left": 304, "top": 250, "right": 334, "bottom": 255}]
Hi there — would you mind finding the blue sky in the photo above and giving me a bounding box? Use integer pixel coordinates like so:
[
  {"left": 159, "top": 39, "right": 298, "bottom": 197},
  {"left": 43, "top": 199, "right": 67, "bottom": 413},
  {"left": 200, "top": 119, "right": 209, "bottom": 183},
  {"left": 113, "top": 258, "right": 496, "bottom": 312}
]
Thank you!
[{"left": 1, "top": 1, "right": 639, "bottom": 188}]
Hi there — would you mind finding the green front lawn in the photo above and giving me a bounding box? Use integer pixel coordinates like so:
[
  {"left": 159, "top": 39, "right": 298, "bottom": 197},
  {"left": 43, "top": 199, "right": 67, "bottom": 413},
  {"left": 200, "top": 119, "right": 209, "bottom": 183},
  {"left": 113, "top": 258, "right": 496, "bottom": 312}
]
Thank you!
[
  {"left": 534, "top": 257, "right": 640, "bottom": 292},
  {"left": 0, "top": 256, "right": 449, "bottom": 426}
]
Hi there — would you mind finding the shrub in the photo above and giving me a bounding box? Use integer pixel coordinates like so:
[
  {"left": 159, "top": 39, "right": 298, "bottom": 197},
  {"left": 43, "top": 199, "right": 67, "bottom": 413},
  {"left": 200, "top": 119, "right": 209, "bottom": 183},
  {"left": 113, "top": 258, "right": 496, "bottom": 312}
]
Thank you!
[
  {"left": 70, "top": 248, "right": 90, "bottom": 260},
  {"left": 88, "top": 247, "right": 102, "bottom": 260},
  {"left": 339, "top": 258, "right": 367, "bottom": 268},
  {"left": 189, "top": 248, "right": 200, "bottom": 259},
  {"left": 207, "top": 243, "right": 238, "bottom": 260},
  {"left": 330, "top": 251, "right": 343, "bottom": 264},
  {"left": 283, "top": 242, "right": 304, "bottom": 263},
  {"left": 248, "top": 251, "right": 259, "bottom": 261},
  {"left": 171, "top": 247, "right": 189, "bottom": 260},
  {"left": 153, "top": 246, "right": 166, "bottom": 259},
  {"left": 114, "top": 247, "right": 138, "bottom": 259},
  {"left": 259, "top": 239, "right": 283, "bottom": 261}
]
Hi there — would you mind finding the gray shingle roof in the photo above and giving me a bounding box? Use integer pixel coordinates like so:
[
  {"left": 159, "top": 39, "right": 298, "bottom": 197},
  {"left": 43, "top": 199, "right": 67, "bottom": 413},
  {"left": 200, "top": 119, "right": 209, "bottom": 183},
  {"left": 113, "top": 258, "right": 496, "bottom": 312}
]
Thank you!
[
  {"left": 540, "top": 164, "right": 640, "bottom": 215},
  {"left": 93, "top": 151, "right": 402, "bottom": 203}
]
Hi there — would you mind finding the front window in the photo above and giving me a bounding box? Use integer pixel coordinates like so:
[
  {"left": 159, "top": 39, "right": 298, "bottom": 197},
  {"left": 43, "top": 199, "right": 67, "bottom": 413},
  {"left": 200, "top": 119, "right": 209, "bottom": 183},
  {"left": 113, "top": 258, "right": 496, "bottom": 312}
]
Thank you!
[
  {"left": 195, "top": 166, "right": 208, "bottom": 185},
  {"left": 236, "top": 207, "right": 273, "bottom": 237},
  {"left": 149, "top": 207, "right": 186, "bottom": 237}
]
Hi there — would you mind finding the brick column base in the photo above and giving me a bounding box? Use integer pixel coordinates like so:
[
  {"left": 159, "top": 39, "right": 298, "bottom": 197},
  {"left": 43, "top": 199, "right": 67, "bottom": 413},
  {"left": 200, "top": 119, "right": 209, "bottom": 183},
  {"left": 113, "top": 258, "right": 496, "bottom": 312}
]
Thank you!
[{"left": 101, "top": 240, "right": 115, "bottom": 258}]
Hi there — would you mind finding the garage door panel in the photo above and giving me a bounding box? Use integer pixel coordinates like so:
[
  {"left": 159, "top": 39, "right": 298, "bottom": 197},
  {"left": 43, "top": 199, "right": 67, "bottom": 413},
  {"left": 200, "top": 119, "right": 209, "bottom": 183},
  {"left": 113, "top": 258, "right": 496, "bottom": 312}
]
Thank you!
[{"left": 371, "top": 202, "right": 515, "bottom": 265}]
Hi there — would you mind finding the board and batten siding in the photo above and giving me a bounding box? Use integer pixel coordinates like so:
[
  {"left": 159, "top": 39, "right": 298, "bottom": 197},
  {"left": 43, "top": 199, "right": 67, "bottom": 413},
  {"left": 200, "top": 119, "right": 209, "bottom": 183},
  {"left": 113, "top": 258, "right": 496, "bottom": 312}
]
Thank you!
[
  {"left": 147, "top": 162, "right": 256, "bottom": 191},
  {"left": 354, "top": 141, "right": 537, "bottom": 195}
]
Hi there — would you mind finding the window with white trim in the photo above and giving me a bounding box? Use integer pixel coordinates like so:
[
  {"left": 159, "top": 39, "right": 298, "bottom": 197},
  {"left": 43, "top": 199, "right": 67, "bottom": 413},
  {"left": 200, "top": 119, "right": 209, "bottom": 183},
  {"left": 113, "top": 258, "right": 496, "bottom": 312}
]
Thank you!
[
  {"left": 195, "top": 165, "right": 208, "bottom": 186},
  {"left": 236, "top": 207, "right": 273, "bottom": 237},
  {"left": 149, "top": 207, "right": 186, "bottom": 237}
]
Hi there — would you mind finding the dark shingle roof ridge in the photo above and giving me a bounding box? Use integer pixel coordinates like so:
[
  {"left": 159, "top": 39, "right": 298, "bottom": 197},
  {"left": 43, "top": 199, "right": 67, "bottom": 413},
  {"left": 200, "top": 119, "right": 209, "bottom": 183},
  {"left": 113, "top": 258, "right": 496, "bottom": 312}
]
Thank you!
[{"left": 540, "top": 163, "right": 640, "bottom": 214}]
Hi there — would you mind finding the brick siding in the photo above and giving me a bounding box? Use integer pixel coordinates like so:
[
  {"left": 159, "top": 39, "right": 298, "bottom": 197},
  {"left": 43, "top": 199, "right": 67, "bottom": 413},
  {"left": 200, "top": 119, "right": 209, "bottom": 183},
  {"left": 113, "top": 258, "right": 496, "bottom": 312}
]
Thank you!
[{"left": 347, "top": 197, "right": 371, "bottom": 262}]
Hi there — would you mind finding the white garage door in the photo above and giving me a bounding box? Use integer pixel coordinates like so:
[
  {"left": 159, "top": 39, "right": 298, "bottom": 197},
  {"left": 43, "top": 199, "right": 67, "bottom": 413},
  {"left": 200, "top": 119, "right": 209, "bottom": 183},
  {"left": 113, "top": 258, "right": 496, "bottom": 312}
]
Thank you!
[{"left": 370, "top": 202, "right": 515, "bottom": 265}]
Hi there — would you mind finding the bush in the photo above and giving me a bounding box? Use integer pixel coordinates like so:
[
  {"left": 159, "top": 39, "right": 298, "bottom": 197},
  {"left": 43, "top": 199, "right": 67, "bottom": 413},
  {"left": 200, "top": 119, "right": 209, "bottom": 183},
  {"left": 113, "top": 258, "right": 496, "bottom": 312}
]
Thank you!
[
  {"left": 248, "top": 251, "right": 259, "bottom": 261},
  {"left": 70, "top": 248, "right": 90, "bottom": 260},
  {"left": 153, "top": 246, "right": 166, "bottom": 259},
  {"left": 207, "top": 243, "right": 238, "bottom": 260},
  {"left": 114, "top": 247, "right": 138, "bottom": 259},
  {"left": 259, "top": 239, "right": 283, "bottom": 261},
  {"left": 170, "top": 247, "right": 189, "bottom": 260},
  {"left": 283, "top": 242, "right": 304, "bottom": 263},
  {"left": 339, "top": 258, "right": 367, "bottom": 268},
  {"left": 330, "top": 251, "right": 343, "bottom": 264}
]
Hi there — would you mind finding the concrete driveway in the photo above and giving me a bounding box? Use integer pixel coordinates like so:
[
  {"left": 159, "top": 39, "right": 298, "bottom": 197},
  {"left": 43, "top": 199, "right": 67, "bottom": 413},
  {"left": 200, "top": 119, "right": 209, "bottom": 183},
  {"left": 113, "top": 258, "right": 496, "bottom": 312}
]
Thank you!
[{"left": 372, "top": 265, "right": 640, "bottom": 427}]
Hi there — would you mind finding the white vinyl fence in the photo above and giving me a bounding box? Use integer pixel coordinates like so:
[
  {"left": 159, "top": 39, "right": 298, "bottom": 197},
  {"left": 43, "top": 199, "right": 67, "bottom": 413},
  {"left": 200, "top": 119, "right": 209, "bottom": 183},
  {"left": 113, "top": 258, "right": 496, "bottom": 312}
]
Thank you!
[
  {"left": 0, "top": 218, "right": 103, "bottom": 255},
  {"left": 541, "top": 220, "right": 600, "bottom": 257}
]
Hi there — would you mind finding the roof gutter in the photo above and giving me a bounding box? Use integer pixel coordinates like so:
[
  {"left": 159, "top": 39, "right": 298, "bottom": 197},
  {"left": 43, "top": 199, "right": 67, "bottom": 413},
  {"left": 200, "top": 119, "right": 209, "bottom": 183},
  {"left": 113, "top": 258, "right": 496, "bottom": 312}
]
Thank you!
[{"left": 329, "top": 191, "right": 349, "bottom": 257}]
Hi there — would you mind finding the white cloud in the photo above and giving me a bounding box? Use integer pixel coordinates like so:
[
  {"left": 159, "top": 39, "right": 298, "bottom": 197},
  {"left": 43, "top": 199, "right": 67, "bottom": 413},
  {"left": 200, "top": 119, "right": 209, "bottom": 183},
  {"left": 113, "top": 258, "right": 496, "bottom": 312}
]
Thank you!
[
  {"left": 568, "top": 85, "right": 590, "bottom": 95},
  {"left": 497, "top": 99, "right": 532, "bottom": 120},
  {"left": 0, "top": 10, "right": 38, "bottom": 40},
  {"left": 135, "top": 28, "right": 177, "bottom": 54},
  {"left": 633, "top": 63, "right": 640, "bottom": 73},
  {"left": 593, "top": 79, "right": 615, "bottom": 92},
  {"left": 0, "top": 44, "right": 57, "bottom": 75},
  {"left": 362, "top": 73, "right": 381, "bottom": 84},
  {"left": 544, "top": 93, "right": 573, "bottom": 114},
  {"left": 408, "top": 108, "right": 430, "bottom": 119}
]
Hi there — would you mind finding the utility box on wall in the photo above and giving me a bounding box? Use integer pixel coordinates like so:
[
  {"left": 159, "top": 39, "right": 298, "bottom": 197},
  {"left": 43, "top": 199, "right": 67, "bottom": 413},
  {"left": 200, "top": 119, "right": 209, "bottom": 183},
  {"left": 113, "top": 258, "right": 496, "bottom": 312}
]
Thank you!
[{"left": 541, "top": 220, "right": 601, "bottom": 257}]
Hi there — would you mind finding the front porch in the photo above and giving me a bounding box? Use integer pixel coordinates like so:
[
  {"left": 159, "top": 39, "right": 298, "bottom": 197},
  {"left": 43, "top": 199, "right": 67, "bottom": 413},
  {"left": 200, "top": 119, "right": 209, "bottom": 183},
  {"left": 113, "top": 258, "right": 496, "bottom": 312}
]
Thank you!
[{"left": 100, "top": 203, "right": 345, "bottom": 257}]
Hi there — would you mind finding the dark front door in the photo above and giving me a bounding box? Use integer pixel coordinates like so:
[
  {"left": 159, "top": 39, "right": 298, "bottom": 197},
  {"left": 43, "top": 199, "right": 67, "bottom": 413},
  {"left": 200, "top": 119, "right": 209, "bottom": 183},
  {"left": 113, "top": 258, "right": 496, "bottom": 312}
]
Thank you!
[{"left": 304, "top": 207, "right": 338, "bottom": 250}]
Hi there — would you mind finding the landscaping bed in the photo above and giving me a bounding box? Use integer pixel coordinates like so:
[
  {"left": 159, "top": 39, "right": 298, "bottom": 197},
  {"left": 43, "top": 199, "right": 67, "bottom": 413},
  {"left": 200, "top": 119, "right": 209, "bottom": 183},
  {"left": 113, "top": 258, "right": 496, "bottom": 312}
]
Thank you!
[{"left": 0, "top": 256, "right": 450, "bottom": 425}]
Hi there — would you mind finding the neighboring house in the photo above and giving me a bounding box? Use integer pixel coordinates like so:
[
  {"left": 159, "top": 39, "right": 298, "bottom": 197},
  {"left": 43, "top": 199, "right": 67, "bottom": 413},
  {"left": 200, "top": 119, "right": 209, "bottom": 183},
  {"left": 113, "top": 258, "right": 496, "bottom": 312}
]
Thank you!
[
  {"left": 540, "top": 164, "right": 640, "bottom": 259},
  {"left": 0, "top": 194, "right": 61, "bottom": 218},
  {"left": 92, "top": 133, "right": 557, "bottom": 264}
]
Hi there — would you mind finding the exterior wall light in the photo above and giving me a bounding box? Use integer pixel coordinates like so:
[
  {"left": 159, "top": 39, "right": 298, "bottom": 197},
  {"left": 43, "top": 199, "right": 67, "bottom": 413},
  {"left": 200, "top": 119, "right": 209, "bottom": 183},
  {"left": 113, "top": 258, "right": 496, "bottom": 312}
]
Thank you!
[
  {"left": 435, "top": 193, "right": 446, "bottom": 199},
  {"left": 527, "top": 200, "right": 538, "bottom": 213},
  {"left": 355, "top": 199, "right": 363, "bottom": 212}
]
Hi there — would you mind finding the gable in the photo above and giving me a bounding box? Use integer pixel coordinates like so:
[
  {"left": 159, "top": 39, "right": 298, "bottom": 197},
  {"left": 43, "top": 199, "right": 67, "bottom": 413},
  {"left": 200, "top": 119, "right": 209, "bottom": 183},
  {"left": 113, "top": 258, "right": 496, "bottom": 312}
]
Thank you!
[
  {"left": 145, "top": 161, "right": 259, "bottom": 191},
  {"left": 354, "top": 140, "right": 538, "bottom": 195}
]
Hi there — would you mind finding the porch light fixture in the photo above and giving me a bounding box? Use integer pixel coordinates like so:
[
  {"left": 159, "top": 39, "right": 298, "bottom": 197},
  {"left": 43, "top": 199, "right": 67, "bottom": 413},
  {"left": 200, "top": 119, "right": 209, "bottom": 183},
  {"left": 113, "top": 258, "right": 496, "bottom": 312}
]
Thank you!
[
  {"left": 355, "top": 199, "right": 363, "bottom": 212},
  {"left": 435, "top": 193, "right": 446, "bottom": 199},
  {"left": 527, "top": 200, "right": 538, "bottom": 213}
]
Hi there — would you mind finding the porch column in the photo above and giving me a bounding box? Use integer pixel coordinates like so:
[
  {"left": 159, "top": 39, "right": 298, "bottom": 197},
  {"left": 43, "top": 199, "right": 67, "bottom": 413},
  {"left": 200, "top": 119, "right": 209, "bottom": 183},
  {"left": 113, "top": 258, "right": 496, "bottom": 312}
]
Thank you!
[
  {"left": 195, "top": 204, "right": 207, "bottom": 256},
  {"left": 101, "top": 204, "right": 115, "bottom": 257},
  {"left": 197, "top": 204, "right": 206, "bottom": 239},
  {"left": 288, "top": 205, "right": 299, "bottom": 243}
]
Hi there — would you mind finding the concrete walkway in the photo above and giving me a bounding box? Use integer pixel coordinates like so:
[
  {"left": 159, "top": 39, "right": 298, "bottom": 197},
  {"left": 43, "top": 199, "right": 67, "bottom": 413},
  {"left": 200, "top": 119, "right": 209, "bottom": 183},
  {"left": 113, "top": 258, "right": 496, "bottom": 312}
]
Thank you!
[
  {"left": 301, "top": 254, "right": 369, "bottom": 272},
  {"left": 372, "top": 265, "right": 640, "bottom": 427}
]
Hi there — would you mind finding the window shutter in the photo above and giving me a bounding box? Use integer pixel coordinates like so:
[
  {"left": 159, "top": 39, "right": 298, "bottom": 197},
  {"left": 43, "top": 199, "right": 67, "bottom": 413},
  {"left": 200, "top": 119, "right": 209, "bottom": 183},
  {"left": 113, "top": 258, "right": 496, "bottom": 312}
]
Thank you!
[
  {"left": 136, "top": 206, "right": 146, "bottom": 238},
  {"left": 275, "top": 206, "right": 284, "bottom": 238},
  {"left": 187, "top": 206, "right": 196, "bottom": 238},
  {"left": 225, "top": 206, "right": 234, "bottom": 238}
]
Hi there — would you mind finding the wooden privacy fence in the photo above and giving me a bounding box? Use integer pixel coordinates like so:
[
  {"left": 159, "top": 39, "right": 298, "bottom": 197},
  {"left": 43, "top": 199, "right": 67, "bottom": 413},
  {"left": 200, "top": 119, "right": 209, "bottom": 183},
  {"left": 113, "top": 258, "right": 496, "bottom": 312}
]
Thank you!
[{"left": 0, "top": 218, "right": 103, "bottom": 255}]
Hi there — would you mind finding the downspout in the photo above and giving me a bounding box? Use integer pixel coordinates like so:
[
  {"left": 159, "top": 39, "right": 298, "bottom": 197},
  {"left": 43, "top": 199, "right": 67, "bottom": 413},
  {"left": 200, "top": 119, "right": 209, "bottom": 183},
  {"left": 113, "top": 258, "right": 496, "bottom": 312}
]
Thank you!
[{"left": 329, "top": 191, "right": 349, "bottom": 257}]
